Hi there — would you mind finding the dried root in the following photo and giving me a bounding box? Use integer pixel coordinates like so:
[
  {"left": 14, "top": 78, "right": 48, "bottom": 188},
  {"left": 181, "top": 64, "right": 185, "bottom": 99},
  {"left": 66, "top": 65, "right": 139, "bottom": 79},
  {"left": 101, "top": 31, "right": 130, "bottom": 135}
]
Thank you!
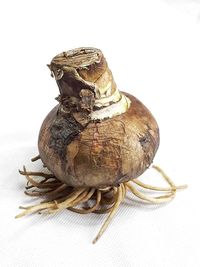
[{"left": 16, "top": 158, "right": 187, "bottom": 244}]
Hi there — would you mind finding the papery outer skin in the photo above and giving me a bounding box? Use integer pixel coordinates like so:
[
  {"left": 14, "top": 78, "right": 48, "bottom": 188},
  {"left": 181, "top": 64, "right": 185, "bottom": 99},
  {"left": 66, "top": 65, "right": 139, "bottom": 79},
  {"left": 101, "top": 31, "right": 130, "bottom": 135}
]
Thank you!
[{"left": 38, "top": 92, "right": 159, "bottom": 188}]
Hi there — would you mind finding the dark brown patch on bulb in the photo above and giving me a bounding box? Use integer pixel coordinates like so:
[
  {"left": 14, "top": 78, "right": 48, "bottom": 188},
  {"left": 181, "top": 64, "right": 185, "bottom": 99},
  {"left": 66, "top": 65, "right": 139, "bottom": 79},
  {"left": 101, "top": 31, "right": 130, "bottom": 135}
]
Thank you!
[{"left": 49, "top": 115, "right": 83, "bottom": 159}]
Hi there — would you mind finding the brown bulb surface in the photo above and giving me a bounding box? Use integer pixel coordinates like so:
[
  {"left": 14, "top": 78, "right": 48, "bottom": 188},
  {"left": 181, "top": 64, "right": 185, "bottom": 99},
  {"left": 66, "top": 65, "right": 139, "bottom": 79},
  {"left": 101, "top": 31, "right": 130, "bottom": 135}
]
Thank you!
[{"left": 38, "top": 92, "right": 159, "bottom": 188}]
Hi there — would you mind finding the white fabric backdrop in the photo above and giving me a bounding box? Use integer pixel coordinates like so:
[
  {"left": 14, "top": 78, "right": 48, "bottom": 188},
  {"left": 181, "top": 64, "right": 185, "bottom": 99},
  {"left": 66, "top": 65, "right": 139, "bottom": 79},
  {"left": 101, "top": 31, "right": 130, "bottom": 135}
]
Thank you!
[{"left": 0, "top": 0, "right": 200, "bottom": 266}]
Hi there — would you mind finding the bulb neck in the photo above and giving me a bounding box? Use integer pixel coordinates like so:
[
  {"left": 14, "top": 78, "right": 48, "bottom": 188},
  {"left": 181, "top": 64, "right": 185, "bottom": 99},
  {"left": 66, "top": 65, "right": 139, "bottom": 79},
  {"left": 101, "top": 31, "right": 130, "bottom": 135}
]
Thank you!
[{"left": 48, "top": 47, "right": 130, "bottom": 123}]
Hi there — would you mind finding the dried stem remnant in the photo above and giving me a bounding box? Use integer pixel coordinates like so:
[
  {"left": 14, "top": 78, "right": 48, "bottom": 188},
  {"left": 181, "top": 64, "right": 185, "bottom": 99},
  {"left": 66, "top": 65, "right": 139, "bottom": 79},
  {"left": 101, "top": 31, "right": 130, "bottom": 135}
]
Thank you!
[{"left": 16, "top": 160, "right": 187, "bottom": 243}]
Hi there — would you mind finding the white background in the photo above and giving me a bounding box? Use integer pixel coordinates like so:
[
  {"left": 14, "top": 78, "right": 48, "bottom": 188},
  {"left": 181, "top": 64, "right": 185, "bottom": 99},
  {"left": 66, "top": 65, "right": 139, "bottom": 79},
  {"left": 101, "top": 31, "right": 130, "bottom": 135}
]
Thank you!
[{"left": 0, "top": 0, "right": 200, "bottom": 266}]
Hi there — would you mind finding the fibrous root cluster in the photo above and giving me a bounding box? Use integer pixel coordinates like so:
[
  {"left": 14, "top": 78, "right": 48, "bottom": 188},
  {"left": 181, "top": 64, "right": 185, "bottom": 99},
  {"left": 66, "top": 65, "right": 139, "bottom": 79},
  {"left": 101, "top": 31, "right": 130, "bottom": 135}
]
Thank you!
[{"left": 16, "top": 156, "right": 187, "bottom": 244}]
